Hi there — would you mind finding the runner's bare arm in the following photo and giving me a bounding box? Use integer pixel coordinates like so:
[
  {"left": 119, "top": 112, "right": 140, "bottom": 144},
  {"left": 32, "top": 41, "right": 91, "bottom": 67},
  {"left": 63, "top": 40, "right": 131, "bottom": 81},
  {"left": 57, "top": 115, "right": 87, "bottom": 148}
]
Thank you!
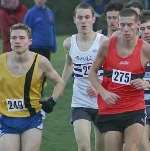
[
  {"left": 89, "top": 39, "right": 120, "bottom": 104},
  {"left": 131, "top": 41, "right": 150, "bottom": 89},
  {"left": 40, "top": 56, "right": 64, "bottom": 101},
  {"left": 62, "top": 37, "right": 73, "bottom": 86}
]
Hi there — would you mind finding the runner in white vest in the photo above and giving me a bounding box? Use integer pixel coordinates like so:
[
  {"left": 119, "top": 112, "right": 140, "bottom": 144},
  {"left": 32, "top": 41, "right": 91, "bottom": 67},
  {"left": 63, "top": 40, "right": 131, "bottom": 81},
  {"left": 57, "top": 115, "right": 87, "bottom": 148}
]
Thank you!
[{"left": 62, "top": 2, "right": 107, "bottom": 151}]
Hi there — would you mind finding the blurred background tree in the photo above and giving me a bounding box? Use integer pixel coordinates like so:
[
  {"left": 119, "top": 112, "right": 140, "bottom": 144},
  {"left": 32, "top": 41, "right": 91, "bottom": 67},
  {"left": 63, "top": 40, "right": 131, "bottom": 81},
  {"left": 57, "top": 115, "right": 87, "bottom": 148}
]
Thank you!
[
  {"left": 23, "top": 0, "right": 79, "bottom": 35},
  {"left": 23, "top": 0, "right": 146, "bottom": 35}
]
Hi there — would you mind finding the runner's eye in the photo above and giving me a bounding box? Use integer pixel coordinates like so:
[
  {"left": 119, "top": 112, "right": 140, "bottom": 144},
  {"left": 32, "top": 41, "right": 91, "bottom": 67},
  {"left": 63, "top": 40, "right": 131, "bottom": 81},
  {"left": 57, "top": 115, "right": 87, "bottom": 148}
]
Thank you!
[
  {"left": 120, "top": 23, "right": 125, "bottom": 27},
  {"left": 127, "top": 23, "right": 133, "bottom": 27},
  {"left": 107, "top": 16, "right": 112, "bottom": 20},
  {"left": 112, "top": 16, "right": 118, "bottom": 20},
  {"left": 19, "top": 36, "right": 25, "bottom": 39},
  {"left": 77, "top": 16, "right": 83, "bottom": 20},
  {"left": 140, "top": 27, "right": 145, "bottom": 31},
  {"left": 85, "top": 15, "right": 90, "bottom": 19},
  {"left": 10, "top": 36, "right": 17, "bottom": 40}
]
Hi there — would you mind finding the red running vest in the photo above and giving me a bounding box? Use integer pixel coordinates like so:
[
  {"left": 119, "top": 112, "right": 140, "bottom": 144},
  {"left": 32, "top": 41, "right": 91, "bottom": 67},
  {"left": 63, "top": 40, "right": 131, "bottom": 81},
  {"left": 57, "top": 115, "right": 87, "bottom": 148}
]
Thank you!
[{"left": 97, "top": 37, "right": 145, "bottom": 115}]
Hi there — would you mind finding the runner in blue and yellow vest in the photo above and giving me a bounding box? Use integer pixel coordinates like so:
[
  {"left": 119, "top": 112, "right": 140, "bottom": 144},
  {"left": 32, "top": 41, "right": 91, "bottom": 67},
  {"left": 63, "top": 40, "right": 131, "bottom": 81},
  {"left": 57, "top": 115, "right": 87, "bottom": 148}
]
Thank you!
[{"left": 0, "top": 23, "right": 64, "bottom": 151}]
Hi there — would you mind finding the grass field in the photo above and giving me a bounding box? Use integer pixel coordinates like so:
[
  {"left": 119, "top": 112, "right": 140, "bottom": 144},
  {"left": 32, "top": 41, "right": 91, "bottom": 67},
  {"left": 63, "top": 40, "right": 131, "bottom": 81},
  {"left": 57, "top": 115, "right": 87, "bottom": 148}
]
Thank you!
[
  {"left": 41, "top": 35, "right": 103, "bottom": 151},
  {"left": 41, "top": 35, "right": 78, "bottom": 151}
]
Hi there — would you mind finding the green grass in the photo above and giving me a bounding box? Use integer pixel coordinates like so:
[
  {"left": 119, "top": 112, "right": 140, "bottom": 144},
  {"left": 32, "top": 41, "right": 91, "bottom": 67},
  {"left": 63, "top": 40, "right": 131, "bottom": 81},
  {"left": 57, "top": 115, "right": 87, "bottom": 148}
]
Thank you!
[
  {"left": 41, "top": 35, "right": 104, "bottom": 151},
  {"left": 41, "top": 35, "right": 77, "bottom": 151}
]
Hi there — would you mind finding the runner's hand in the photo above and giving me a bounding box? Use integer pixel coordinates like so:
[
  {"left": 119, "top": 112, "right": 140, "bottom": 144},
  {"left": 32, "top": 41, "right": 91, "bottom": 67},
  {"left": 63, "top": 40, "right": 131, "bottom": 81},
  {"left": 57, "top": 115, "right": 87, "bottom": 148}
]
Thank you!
[
  {"left": 131, "top": 79, "right": 150, "bottom": 90},
  {"left": 87, "top": 86, "right": 97, "bottom": 97},
  {"left": 101, "top": 89, "right": 120, "bottom": 105},
  {"left": 40, "top": 97, "right": 56, "bottom": 113}
]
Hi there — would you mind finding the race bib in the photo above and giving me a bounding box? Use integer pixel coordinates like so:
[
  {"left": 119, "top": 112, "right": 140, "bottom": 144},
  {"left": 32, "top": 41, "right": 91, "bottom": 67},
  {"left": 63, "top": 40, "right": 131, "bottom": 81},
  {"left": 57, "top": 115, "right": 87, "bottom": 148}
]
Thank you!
[
  {"left": 112, "top": 69, "right": 131, "bottom": 85},
  {"left": 6, "top": 99, "right": 26, "bottom": 112},
  {"left": 81, "top": 64, "right": 91, "bottom": 77},
  {"left": 73, "top": 64, "right": 92, "bottom": 78},
  {"left": 74, "top": 63, "right": 102, "bottom": 78}
]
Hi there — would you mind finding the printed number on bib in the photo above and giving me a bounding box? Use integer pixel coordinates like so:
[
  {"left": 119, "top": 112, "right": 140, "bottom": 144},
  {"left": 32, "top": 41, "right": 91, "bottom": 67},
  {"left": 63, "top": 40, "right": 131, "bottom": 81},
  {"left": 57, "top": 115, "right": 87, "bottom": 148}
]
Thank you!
[
  {"left": 6, "top": 99, "right": 25, "bottom": 112},
  {"left": 81, "top": 64, "right": 91, "bottom": 77},
  {"left": 112, "top": 69, "right": 131, "bottom": 85}
]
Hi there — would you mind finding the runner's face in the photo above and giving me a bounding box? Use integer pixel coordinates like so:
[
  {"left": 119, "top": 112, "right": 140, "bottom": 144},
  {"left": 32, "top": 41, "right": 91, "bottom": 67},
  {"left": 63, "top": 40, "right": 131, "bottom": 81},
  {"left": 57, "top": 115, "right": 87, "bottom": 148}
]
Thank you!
[
  {"left": 106, "top": 11, "right": 120, "bottom": 32},
  {"left": 140, "top": 21, "right": 150, "bottom": 43},
  {"left": 119, "top": 16, "right": 139, "bottom": 41},
  {"left": 74, "top": 8, "right": 95, "bottom": 34},
  {"left": 10, "top": 29, "right": 32, "bottom": 54}
]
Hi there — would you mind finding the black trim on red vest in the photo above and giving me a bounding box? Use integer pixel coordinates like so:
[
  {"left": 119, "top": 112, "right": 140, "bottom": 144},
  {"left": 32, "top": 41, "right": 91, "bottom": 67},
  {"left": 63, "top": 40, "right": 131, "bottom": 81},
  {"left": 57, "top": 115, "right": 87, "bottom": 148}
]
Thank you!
[{"left": 103, "top": 70, "right": 144, "bottom": 80}]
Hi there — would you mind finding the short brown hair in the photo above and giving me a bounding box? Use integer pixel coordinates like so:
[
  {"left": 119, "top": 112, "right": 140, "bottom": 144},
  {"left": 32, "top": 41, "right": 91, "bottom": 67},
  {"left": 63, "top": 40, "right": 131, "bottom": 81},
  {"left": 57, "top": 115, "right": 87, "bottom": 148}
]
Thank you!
[
  {"left": 119, "top": 8, "right": 139, "bottom": 22},
  {"left": 10, "top": 23, "right": 32, "bottom": 38},
  {"left": 74, "top": 2, "right": 95, "bottom": 17},
  {"left": 105, "top": 1, "right": 123, "bottom": 13},
  {"left": 141, "top": 10, "right": 150, "bottom": 24},
  {"left": 125, "top": 0, "right": 143, "bottom": 12}
]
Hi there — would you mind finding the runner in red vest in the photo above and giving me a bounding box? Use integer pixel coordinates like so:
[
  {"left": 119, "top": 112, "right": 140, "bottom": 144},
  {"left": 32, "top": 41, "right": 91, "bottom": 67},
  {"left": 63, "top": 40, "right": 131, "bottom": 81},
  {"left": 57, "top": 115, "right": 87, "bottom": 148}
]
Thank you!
[{"left": 89, "top": 8, "right": 150, "bottom": 151}]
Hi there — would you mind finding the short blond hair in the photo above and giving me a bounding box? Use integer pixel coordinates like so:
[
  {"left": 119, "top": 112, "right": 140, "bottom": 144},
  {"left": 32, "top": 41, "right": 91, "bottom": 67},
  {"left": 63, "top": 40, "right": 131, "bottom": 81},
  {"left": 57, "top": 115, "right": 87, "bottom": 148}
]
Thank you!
[{"left": 10, "top": 23, "right": 32, "bottom": 38}]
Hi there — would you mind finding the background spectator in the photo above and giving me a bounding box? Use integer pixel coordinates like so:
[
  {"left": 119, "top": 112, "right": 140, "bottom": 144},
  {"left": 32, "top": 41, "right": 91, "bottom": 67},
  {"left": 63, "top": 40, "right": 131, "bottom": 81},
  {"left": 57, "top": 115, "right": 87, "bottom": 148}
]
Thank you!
[
  {"left": 80, "top": 0, "right": 111, "bottom": 16},
  {"left": 144, "top": 0, "right": 150, "bottom": 9},
  {"left": 0, "top": 0, "right": 27, "bottom": 52},
  {"left": 125, "top": 0, "right": 144, "bottom": 16},
  {"left": 24, "top": 0, "right": 56, "bottom": 60},
  {"left": 104, "top": 1, "right": 123, "bottom": 36}
]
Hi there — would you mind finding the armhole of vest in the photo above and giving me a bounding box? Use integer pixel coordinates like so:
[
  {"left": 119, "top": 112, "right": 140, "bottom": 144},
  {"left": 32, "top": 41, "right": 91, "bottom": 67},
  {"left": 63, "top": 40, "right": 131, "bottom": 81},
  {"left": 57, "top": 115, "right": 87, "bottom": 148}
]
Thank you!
[
  {"left": 133, "top": 39, "right": 143, "bottom": 59},
  {"left": 99, "top": 34, "right": 108, "bottom": 46},
  {"left": 108, "top": 37, "right": 116, "bottom": 51},
  {"left": 33, "top": 54, "right": 40, "bottom": 76},
  {"left": 105, "top": 37, "right": 115, "bottom": 58},
  {"left": 137, "top": 38, "right": 143, "bottom": 53},
  {"left": 137, "top": 39, "right": 145, "bottom": 71},
  {"left": 69, "top": 35, "right": 75, "bottom": 56},
  {"left": 96, "top": 33, "right": 102, "bottom": 44},
  {"left": 103, "top": 37, "right": 117, "bottom": 65}
]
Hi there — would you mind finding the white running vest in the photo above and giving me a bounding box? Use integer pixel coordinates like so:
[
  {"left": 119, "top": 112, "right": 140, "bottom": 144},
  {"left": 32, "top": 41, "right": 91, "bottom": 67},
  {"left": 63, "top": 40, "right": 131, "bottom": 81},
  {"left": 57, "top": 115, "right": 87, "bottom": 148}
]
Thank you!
[{"left": 69, "top": 33, "right": 107, "bottom": 108}]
